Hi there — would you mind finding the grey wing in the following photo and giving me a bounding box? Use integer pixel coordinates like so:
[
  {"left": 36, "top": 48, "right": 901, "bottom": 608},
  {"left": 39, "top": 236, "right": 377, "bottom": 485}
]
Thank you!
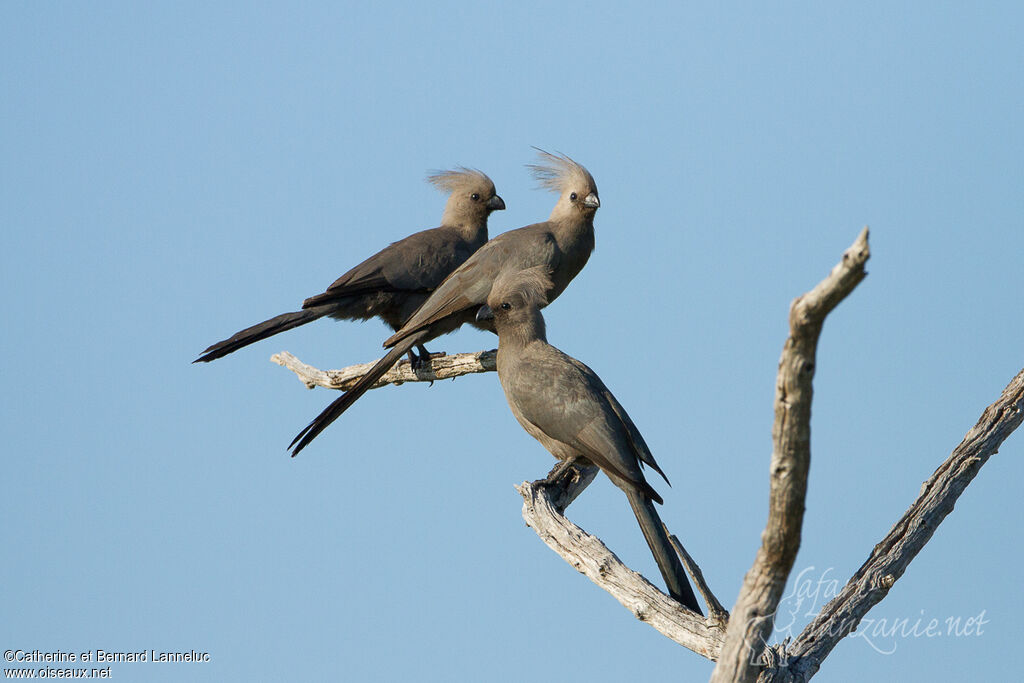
[
  {"left": 600, "top": 385, "right": 670, "bottom": 486},
  {"left": 377, "top": 228, "right": 477, "bottom": 291},
  {"left": 511, "top": 350, "right": 658, "bottom": 498},
  {"left": 385, "top": 224, "right": 558, "bottom": 346},
  {"left": 510, "top": 350, "right": 599, "bottom": 443},
  {"left": 308, "top": 227, "right": 463, "bottom": 305}
]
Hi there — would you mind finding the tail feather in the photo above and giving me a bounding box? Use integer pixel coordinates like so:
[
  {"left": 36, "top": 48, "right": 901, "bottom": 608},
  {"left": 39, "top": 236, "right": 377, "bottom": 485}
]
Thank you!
[
  {"left": 625, "top": 489, "right": 702, "bottom": 614},
  {"left": 195, "top": 308, "right": 329, "bottom": 363},
  {"left": 289, "top": 331, "right": 428, "bottom": 456}
]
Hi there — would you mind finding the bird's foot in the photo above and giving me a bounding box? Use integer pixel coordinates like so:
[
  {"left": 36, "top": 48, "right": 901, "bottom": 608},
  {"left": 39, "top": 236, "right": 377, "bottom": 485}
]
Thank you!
[
  {"left": 534, "top": 459, "right": 577, "bottom": 488},
  {"left": 531, "top": 475, "right": 557, "bottom": 490},
  {"left": 409, "top": 351, "right": 446, "bottom": 372}
]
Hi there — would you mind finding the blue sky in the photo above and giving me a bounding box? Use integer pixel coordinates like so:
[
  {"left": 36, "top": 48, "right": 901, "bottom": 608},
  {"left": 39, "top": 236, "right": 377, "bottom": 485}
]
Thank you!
[{"left": 3, "top": 2, "right": 1022, "bottom": 681}]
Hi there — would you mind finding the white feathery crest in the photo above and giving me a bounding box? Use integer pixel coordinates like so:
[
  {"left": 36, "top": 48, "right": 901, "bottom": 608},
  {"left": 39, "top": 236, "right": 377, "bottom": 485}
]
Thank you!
[
  {"left": 526, "top": 149, "right": 594, "bottom": 195},
  {"left": 425, "top": 167, "right": 493, "bottom": 194}
]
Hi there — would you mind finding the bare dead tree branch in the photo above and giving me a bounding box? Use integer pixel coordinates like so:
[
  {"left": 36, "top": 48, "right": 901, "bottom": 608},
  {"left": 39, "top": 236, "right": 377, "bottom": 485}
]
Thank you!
[
  {"left": 711, "top": 228, "right": 871, "bottom": 683},
  {"left": 517, "top": 465, "right": 726, "bottom": 660},
  {"left": 757, "top": 366, "right": 1024, "bottom": 683},
  {"left": 271, "top": 348, "right": 496, "bottom": 391},
  {"left": 670, "top": 532, "right": 730, "bottom": 624},
  {"left": 268, "top": 227, "right": 1023, "bottom": 682}
]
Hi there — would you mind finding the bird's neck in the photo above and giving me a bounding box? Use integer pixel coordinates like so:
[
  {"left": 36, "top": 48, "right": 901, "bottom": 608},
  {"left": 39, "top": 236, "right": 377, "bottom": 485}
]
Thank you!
[
  {"left": 443, "top": 214, "right": 489, "bottom": 244},
  {"left": 551, "top": 214, "right": 594, "bottom": 256},
  {"left": 497, "top": 313, "right": 548, "bottom": 352}
]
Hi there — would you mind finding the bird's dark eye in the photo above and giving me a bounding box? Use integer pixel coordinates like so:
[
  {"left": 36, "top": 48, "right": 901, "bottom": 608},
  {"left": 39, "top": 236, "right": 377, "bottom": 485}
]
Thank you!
[
  {"left": 500, "top": 302, "right": 512, "bottom": 310},
  {"left": 471, "top": 193, "right": 480, "bottom": 201},
  {"left": 569, "top": 192, "right": 578, "bottom": 201}
]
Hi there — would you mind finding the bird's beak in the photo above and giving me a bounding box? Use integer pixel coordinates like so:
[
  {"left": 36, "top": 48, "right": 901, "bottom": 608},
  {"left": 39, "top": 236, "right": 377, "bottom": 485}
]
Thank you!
[
  {"left": 583, "top": 193, "right": 600, "bottom": 209},
  {"left": 488, "top": 195, "right": 506, "bottom": 211},
  {"left": 475, "top": 305, "right": 495, "bottom": 322}
]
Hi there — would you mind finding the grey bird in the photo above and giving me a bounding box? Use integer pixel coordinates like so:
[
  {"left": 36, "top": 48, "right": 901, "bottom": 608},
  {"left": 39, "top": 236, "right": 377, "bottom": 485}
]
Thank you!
[
  {"left": 476, "top": 269, "right": 701, "bottom": 612},
  {"left": 289, "top": 150, "right": 600, "bottom": 456},
  {"left": 194, "top": 169, "right": 505, "bottom": 365}
]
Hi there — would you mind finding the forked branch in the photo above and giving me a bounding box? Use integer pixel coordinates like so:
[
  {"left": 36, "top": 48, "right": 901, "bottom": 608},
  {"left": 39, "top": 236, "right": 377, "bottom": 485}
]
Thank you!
[
  {"left": 270, "top": 228, "right": 1023, "bottom": 682},
  {"left": 711, "top": 228, "right": 870, "bottom": 683},
  {"left": 758, "top": 366, "right": 1024, "bottom": 682}
]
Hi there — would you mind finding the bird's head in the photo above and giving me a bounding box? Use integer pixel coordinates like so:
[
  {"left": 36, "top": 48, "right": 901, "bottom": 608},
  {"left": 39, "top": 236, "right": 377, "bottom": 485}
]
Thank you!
[
  {"left": 477, "top": 267, "right": 552, "bottom": 342},
  {"left": 528, "top": 149, "right": 599, "bottom": 223},
  {"left": 428, "top": 167, "right": 505, "bottom": 232}
]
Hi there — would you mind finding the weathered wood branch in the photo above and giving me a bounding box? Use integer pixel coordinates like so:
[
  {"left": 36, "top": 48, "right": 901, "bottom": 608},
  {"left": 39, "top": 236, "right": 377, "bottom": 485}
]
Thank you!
[
  {"left": 711, "top": 228, "right": 871, "bottom": 683},
  {"left": 517, "top": 463, "right": 727, "bottom": 660},
  {"left": 758, "top": 366, "right": 1024, "bottom": 683},
  {"left": 271, "top": 348, "right": 496, "bottom": 391},
  {"left": 670, "top": 532, "right": 730, "bottom": 625}
]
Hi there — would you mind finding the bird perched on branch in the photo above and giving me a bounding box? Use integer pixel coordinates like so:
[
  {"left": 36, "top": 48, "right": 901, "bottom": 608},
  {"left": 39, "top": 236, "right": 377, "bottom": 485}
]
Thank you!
[
  {"left": 289, "top": 150, "right": 600, "bottom": 456},
  {"left": 476, "top": 268, "right": 701, "bottom": 613},
  {"left": 194, "top": 168, "right": 505, "bottom": 365}
]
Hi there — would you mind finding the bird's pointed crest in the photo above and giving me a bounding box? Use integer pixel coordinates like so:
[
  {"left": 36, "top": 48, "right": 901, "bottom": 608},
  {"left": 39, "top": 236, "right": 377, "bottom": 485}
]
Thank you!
[
  {"left": 527, "top": 149, "right": 595, "bottom": 195},
  {"left": 426, "top": 167, "right": 494, "bottom": 194}
]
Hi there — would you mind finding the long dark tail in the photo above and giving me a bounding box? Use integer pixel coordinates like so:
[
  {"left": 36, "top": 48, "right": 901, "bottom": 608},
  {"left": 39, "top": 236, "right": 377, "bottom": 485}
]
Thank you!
[
  {"left": 288, "top": 330, "right": 428, "bottom": 456},
  {"left": 194, "top": 308, "right": 331, "bottom": 363},
  {"left": 625, "top": 489, "right": 702, "bottom": 613}
]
